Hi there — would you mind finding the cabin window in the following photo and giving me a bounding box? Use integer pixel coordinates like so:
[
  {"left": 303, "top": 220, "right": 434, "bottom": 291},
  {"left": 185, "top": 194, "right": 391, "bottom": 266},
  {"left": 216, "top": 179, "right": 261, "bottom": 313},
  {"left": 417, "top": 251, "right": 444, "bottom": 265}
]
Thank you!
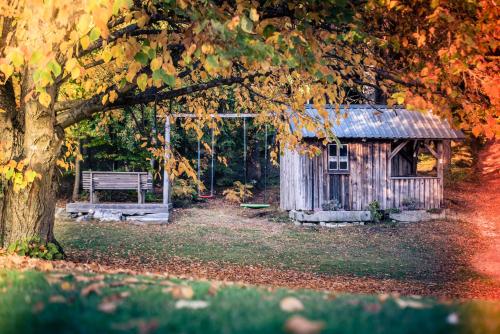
[{"left": 328, "top": 144, "right": 349, "bottom": 172}]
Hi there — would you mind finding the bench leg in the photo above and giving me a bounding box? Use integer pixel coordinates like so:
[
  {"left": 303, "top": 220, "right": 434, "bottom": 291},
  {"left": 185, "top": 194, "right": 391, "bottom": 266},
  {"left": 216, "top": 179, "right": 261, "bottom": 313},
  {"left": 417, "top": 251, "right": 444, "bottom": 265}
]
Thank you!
[{"left": 138, "top": 190, "right": 146, "bottom": 204}]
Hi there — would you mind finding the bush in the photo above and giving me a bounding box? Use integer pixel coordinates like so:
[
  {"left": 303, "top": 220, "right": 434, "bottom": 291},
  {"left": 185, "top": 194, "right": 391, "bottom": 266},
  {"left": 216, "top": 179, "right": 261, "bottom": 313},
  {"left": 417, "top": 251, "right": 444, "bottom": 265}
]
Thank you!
[
  {"left": 172, "top": 179, "right": 198, "bottom": 201},
  {"left": 223, "top": 181, "right": 253, "bottom": 203},
  {"left": 368, "top": 201, "right": 384, "bottom": 223},
  {"left": 7, "top": 236, "right": 63, "bottom": 260}
]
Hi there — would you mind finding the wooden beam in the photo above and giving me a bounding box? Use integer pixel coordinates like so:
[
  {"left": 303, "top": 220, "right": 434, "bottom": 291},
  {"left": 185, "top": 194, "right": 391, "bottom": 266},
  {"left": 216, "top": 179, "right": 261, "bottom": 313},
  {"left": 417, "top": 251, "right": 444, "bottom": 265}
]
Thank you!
[
  {"left": 388, "top": 140, "right": 409, "bottom": 160},
  {"left": 163, "top": 115, "right": 171, "bottom": 205},
  {"left": 170, "top": 113, "right": 259, "bottom": 118},
  {"left": 424, "top": 142, "right": 439, "bottom": 159}
]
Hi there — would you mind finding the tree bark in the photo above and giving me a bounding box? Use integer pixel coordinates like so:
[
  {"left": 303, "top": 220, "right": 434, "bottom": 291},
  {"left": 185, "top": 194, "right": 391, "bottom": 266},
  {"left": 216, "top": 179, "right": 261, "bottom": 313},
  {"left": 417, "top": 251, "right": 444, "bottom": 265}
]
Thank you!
[{"left": 0, "top": 87, "right": 63, "bottom": 248}]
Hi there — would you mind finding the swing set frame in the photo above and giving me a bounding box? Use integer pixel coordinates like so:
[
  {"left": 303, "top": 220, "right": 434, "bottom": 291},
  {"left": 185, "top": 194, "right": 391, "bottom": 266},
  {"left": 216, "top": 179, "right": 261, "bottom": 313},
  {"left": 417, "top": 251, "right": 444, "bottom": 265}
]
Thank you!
[{"left": 170, "top": 113, "right": 271, "bottom": 208}]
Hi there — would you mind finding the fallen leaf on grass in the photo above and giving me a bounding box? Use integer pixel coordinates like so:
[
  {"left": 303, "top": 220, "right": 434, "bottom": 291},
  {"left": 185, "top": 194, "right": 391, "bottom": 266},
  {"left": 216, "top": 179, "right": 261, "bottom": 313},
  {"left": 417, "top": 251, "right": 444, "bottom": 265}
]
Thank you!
[
  {"left": 60, "top": 281, "right": 75, "bottom": 291},
  {"left": 378, "top": 293, "right": 390, "bottom": 303},
  {"left": 45, "top": 273, "right": 68, "bottom": 285},
  {"left": 81, "top": 282, "right": 106, "bottom": 297},
  {"left": 98, "top": 291, "right": 131, "bottom": 313},
  {"left": 284, "top": 315, "right": 325, "bottom": 334},
  {"left": 208, "top": 282, "right": 219, "bottom": 296},
  {"left": 159, "top": 280, "right": 175, "bottom": 287},
  {"left": 164, "top": 285, "right": 194, "bottom": 300},
  {"left": 98, "top": 300, "right": 118, "bottom": 313},
  {"left": 49, "top": 295, "right": 66, "bottom": 303},
  {"left": 280, "top": 297, "right": 304, "bottom": 312},
  {"left": 75, "top": 274, "right": 105, "bottom": 282},
  {"left": 37, "top": 262, "right": 54, "bottom": 271},
  {"left": 394, "top": 298, "right": 428, "bottom": 309},
  {"left": 175, "top": 300, "right": 209, "bottom": 310}
]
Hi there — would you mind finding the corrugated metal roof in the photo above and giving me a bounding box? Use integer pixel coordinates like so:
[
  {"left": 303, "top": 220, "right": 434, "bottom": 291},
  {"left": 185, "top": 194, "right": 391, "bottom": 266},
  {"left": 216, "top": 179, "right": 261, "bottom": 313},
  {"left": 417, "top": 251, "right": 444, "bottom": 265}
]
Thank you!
[{"left": 291, "top": 105, "right": 465, "bottom": 140}]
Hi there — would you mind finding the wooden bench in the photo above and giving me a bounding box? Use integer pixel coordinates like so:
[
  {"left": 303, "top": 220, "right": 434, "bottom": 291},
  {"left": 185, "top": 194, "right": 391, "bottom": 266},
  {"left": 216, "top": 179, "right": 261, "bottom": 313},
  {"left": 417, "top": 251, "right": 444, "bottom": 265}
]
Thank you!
[{"left": 82, "top": 171, "right": 153, "bottom": 204}]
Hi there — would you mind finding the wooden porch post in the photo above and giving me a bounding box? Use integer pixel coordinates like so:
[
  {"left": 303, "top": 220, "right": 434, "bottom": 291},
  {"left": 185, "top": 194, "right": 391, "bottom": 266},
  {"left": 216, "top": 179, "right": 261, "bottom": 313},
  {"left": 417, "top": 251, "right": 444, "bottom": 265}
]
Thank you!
[
  {"left": 436, "top": 141, "right": 444, "bottom": 207},
  {"left": 89, "top": 171, "right": 94, "bottom": 204},
  {"left": 163, "top": 115, "right": 171, "bottom": 205}
]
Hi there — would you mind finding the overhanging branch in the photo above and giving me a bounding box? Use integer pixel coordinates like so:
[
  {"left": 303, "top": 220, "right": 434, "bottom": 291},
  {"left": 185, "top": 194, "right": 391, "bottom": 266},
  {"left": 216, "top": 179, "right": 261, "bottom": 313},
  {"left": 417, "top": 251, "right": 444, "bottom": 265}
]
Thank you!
[{"left": 56, "top": 72, "right": 266, "bottom": 128}]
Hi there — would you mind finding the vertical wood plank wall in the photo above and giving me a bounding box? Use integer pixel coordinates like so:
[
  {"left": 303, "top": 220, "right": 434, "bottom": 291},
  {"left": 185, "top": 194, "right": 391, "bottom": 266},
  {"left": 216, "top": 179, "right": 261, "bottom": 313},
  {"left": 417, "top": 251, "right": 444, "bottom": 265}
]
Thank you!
[{"left": 280, "top": 141, "right": 443, "bottom": 211}]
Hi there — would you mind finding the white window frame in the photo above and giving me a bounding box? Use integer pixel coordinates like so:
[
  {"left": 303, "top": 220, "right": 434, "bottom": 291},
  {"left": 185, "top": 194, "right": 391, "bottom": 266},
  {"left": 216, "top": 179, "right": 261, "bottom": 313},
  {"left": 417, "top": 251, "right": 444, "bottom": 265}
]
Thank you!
[{"left": 328, "top": 143, "right": 349, "bottom": 172}]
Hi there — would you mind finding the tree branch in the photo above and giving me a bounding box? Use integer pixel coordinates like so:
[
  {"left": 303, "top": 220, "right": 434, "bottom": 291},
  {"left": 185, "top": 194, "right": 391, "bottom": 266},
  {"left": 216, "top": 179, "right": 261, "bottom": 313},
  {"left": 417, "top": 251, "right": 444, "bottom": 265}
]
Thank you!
[{"left": 57, "top": 72, "right": 266, "bottom": 128}]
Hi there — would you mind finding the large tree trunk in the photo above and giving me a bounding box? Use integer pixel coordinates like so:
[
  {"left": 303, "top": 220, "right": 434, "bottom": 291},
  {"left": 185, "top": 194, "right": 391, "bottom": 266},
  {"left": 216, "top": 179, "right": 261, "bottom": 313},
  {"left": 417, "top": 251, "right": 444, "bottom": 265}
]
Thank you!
[{"left": 0, "top": 82, "right": 63, "bottom": 248}]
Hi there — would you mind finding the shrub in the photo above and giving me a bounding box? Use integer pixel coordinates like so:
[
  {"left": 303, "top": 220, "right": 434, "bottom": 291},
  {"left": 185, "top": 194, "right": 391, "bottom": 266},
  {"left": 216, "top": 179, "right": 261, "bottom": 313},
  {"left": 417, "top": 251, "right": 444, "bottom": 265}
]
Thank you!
[
  {"left": 7, "top": 236, "right": 63, "bottom": 260},
  {"left": 172, "top": 179, "right": 198, "bottom": 201},
  {"left": 368, "top": 201, "right": 384, "bottom": 223},
  {"left": 223, "top": 181, "right": 253, "bottom": 203}
]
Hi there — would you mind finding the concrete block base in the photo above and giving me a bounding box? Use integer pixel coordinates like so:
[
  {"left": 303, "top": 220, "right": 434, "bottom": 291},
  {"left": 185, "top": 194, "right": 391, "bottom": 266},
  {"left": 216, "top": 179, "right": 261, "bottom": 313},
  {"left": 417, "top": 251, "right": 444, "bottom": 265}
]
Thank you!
[
  {"left": 389, "top": 210, "right": 446, "bottom": 223},
  {"left": 289, "top": 210, "right": 371, "bottom": 222}
]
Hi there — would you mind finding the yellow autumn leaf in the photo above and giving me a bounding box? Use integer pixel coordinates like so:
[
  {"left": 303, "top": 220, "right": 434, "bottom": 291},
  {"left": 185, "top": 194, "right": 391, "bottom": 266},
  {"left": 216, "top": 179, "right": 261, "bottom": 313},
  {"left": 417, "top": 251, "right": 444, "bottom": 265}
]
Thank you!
[
  {"left": 77, "top": 14, "right": 92, "bottom": 34},
  {"left": 150, "top": 57, "right": 163, "bottom": 71},
  {"left": 65, "top": 58, "right": 78, "bottom": 72},
  {"left": 109, "top": 90, "right": 118, "bottom": 103},
  {"left": 177, "top": 0, "right": 188, "bottom": 10},
  {"left": 102, "top": 93, "right": 109, "bottom": 105},
  {"left": 137, "top": 73, "right": 148, "bottom": 91},
  {"left": 250, "top": 8, "right": 259, "bottom": 22},
  {"left": 0, "top": 63, "right": 14, "bottom": 78},
  {"left": 137, "top": 13, "right": 149, "bottom": 28},
  {"left": 71, "top": 67, "right": 81, "bottom": 79},
  {"left": 16, "top": 160, "right": 25, "bottom": 171},
  {"left": 80, "top": 35, "right": 90, "bottom": 50},
  {"left": 39, "top": 91, "right": 51, "bottom": 107},
  {"left": 24, "top": 170, "right": 40, "bottom": 183},
  {"left": 201, "top": 44, "right": 214, "bottom": 54},
  {"left": 101, "top": 49, "right": 113, "bottom": 63}
]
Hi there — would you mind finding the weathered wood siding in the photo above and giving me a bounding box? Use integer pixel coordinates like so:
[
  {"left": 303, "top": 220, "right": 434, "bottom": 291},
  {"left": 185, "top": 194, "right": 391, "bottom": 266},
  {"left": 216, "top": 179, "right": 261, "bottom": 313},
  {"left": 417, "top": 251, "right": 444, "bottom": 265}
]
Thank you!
[
  {"left": 280, "top": 141, "right": 443, "bottom": 211},
  {"left": 389, "top": 177, "right": 442, "bottom": 209}
]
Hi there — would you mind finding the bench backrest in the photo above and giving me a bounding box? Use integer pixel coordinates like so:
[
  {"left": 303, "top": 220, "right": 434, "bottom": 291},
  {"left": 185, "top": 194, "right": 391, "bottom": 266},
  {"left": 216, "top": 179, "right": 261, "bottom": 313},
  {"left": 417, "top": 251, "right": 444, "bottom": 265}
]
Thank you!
[{"left": 82, "top": 171, "right": 153, "bottom": 191}]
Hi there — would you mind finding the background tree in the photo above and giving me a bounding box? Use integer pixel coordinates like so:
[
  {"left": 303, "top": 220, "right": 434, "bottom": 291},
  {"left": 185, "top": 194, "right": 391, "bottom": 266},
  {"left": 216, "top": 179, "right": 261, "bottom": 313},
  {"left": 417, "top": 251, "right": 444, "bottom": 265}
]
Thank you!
[{"left": 362, "top": 0, "right": 499, "bottom": 138}]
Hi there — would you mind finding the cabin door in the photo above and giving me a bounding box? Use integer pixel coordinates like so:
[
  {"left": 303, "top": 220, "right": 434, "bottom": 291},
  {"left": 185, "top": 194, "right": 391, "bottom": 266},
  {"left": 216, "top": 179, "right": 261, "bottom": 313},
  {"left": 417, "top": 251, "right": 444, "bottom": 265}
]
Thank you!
[{"left": 328, "top": 174, "right": 349, "bottom": 210}]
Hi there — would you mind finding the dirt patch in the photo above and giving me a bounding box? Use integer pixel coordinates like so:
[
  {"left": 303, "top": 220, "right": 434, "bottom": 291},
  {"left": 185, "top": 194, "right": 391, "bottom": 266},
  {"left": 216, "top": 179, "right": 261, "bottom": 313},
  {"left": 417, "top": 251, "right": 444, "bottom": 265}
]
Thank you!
[{"left": 447, "top": 140, "right": 500, "bottom": 283}]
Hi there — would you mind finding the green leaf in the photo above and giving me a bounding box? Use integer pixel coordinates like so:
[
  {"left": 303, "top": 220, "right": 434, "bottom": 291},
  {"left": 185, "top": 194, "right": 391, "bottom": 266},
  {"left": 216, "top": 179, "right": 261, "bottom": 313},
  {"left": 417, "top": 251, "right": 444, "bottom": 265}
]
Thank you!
[
  {"left": 89, "top": 27, "right": 101, "bottom": 42},
  {"left": 240, "top": 15, "right": 253, "bottom": 34},
  {"left": 113, "top": 0, "right": 133, "bottom": 15},
  {"left": 204, "top": 55, "right": 219, "bottom": 72},
  {"left": 30, "top": 51, "right": 43, "bottom": 65},
  {"left": 152, "top": 69, "right": 175, "bottom": 87},
  {"left": 147, "top": 48, "right": 156, "bottom": 60},
  {"left": 137, "top": 73, "right": 148, "bottom": 91},
  {"left": 47, "top": 59, "right": 62, "bottom": 77},
  {"left": 134, "top": 52, "right": 149, "bottom": 65}
]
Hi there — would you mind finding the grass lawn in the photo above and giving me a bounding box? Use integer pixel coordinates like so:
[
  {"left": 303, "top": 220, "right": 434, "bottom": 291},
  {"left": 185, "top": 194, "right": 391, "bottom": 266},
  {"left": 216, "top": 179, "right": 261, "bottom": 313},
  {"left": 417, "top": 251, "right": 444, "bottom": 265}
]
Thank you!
[
  {"left": 55, "top": 202, "right": 478, "bottom": 285},
  {"left": 1, "top": 268, "right": 499, "bottom": 334}
]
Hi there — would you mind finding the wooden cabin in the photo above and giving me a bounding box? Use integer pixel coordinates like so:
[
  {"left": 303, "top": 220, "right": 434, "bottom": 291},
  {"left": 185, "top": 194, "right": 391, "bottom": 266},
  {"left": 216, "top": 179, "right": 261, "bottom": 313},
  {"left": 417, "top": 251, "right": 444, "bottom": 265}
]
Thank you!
[{"left": 280, "top": 105, "right": 464, "bottom": 217}]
